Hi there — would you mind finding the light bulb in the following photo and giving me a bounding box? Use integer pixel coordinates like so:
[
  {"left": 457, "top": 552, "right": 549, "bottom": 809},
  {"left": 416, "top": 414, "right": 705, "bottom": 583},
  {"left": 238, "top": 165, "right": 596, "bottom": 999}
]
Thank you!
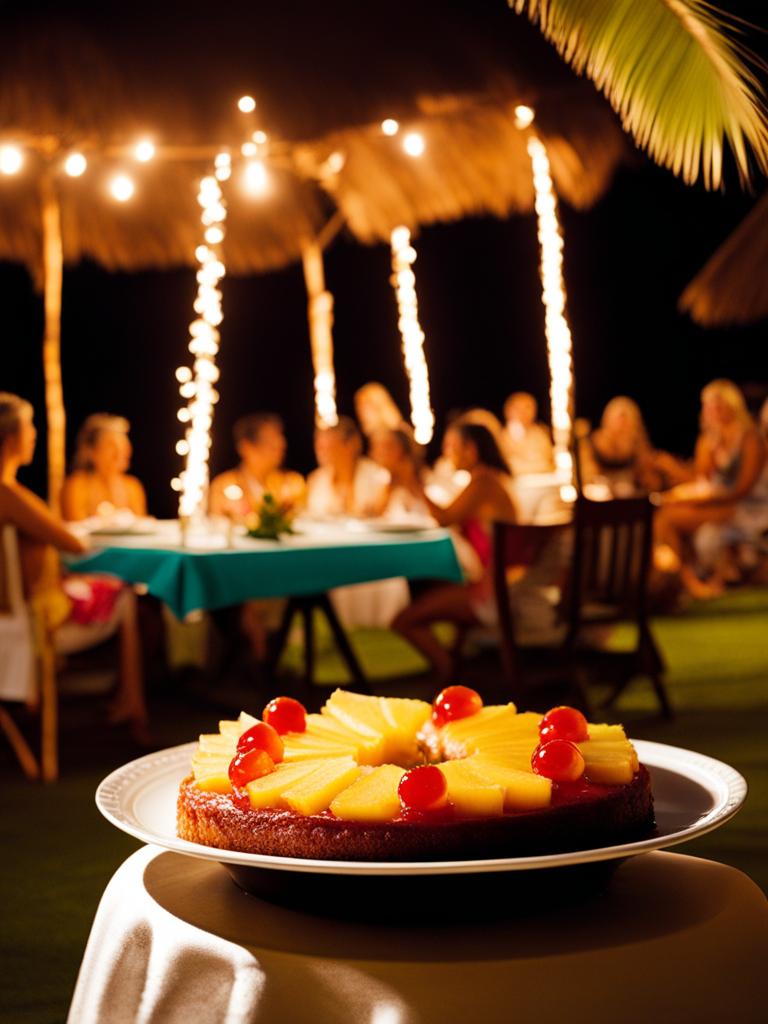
[
  {"left": 402, "top": 132, "right": 425, "bottom": 157},
  {"left": 238, "top": 95, "right": 256, "bottom": 113},
  {"left": 110, "top": 174, "right": 135, "bottom": 201},
  {"left": 64, "top": 152, "right": 87, "bottom": 177},
  {"left": 381, "top": 119, "right": 399, "bottom": 136},
  {"left": 514, "top": 104, "right": 535, "bottom": 129},
  {"left": 134, "top": 139, "right": 155, "bottom": 162},
  {"left": 243, "top": 159, "right": 269, "bottom": 195},
  {"left": 0, "top": 145, "right": 23, "bottom": 175}
]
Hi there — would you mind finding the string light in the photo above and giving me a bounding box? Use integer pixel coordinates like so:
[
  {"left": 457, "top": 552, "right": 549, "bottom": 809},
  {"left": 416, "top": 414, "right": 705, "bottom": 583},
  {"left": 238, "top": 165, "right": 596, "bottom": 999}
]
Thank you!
[
  {"left": 64, "top": 152, "right": 87, "bottom": 177},
  {"left": 134, "top": 139, "right": 155, "bottom": 162},
  {"left": 0, "top": 145, "right": 23, "bottom": 175},
  {"left": 402, "top": 132, "right": 425, "bottom": 157},
  {"left": 241, "top": 141, "right": 258, "bottom": 157},
  {"left": 381, "top": 119, "right": 399, "bottom": 136},
  {"left": 252, "top": 130, "right": 268, "bottom": 145},
  {"left": 237, "top": 95, "right": 256, "bottom": 113},
  {"left": 176, "top": 173, "right": 227, "bottom": 518},
  {"left": 214, "top": 151, "right": 231, "bottom": 182},
  {"left": 526, "top": 132, "right": 575, "bottom": 484},
  {"left": 325, "top": 151, "right": 346, "bottom": 174},
  {"left": 390, "top": 226, "right": 434, "bottom": 444},
  {"left": 514, "top": 104, "right": 535, "bottom": 129},
  {"left": 110, "top": 174, "right": 135, "bottom": 201},
  {"left": 243, "top": 159, "right": 269, "bottom": 195}
]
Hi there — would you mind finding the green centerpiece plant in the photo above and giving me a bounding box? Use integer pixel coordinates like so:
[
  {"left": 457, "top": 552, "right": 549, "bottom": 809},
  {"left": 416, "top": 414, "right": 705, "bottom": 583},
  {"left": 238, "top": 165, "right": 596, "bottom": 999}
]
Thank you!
[{"left": 245, "top": 493, "right": 295, "bottom": 540}]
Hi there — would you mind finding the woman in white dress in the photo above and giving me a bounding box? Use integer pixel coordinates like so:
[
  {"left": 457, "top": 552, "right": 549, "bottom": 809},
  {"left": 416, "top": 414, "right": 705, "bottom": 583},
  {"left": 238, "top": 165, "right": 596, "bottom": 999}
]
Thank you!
[{"left": 307, "top": 418, "right": 401, "bottom": 629}]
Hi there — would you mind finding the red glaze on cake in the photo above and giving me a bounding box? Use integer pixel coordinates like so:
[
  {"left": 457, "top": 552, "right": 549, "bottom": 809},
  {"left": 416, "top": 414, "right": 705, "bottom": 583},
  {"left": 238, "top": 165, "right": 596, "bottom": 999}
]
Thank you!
[{"left": 177, "top": 691, "right": 655, "bottom": 861}]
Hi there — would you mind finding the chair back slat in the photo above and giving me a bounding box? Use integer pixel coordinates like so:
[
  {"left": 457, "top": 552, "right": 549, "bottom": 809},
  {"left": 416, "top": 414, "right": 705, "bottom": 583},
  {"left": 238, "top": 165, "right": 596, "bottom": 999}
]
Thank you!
[{"left": 569, "top": 497, "right": 654, "bottom": 628}]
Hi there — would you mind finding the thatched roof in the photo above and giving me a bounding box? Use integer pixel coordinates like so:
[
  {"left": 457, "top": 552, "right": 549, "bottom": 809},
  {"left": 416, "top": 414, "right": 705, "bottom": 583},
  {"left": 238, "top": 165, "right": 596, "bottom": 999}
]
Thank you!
[
  {"left": 0, "top": 0, "right": 626, "bottom": 283},
  {"left": 679, "top": 192, "right": 768, "bottom": 327}
]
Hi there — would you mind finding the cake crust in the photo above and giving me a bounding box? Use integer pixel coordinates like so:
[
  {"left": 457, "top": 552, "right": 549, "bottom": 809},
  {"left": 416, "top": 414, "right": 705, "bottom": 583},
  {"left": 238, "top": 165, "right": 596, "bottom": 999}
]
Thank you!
[{"left": 177, "top": 766, "right": 655, "bottom": 862}]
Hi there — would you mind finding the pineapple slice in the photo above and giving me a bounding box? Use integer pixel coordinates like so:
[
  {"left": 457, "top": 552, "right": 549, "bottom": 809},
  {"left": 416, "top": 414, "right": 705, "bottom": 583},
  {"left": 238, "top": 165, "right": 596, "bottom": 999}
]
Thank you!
[
  {"left": 245, "top": 759, "right": 329, "bottom": 809},
  {"left": 280, "top": 757, "right": 360, "bottom": 815},
  {"left": 378, "top": 697, "right": 432, "bottom": 760},
  {"left": 439, "top": 704, "right": 518, "bottom": 742},
  {"left": 470, "top": 755, "right": 552, "bottom": 810},
  {"left": 191, "top": 752, "right": 233, "bottom": 793},
  {"left": 197, "top": 733, "right": 238, "bottom": 755},
  {"left": 329, "top": 764, "right": 406, "bottom": 822},
  {"left": 587, "top": 723, "right": 627, "bottom": 742},
  {"left": 323, "top": 689, "right": 391, "bottom": 737},
  {"left": 438, "top": 760, "right": 504, "bottom": 817},
  {"left": 304, "top": 713, "right": 386, "bottom": 764},
  {"left": 283, "top": 735, "right": 359, "bottom": 762},
  {"left": 582, "top": 759, "right": 635, "bottom": 785},
  {"left": 218, "top": 719, "right": 246, "bottom": 740}
]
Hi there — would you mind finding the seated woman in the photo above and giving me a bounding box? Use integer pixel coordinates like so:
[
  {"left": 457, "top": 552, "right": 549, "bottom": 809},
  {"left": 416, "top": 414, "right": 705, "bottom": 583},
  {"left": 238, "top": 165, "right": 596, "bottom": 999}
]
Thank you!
[
  {"left": 503, "top": 392, "right": 555, "bottom": 476},
  {"left": 392, "top": 422, "right": 522, "bottom": 681},
  {"left": 209, "top": 413, "right": 305, "bottom": 520},
  {"left": 308, "top": 419, "right": 401, "bottom": 629},
  {"left": 579, "top": 397, "right": 673, "bottom": 495},
  {"left": 0, "top": 394, "right": 147, "bottom": 739},
  {"left": 369, "top": 427, "right": 430, "bottom": 518},
  {"left": 354, "top": 382, "right": 405, "bottom": 440},
  {"left": 60, "top": 414, "right": 147, "bottom": 521},
  {"left": 656, "top": 380, "right": 768, "bottom": 597},
  {"left": 307, "top": 417, "right": 388, "bottom": 518}
]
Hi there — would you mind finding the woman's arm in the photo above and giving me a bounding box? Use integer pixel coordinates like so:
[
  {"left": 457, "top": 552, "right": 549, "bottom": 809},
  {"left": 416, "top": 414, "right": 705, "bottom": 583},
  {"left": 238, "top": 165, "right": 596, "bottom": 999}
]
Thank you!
[
  {"left": 424, "top": 474, "right": 515, "bottom": 527},
  {"left": 60, "top": 474, "right": 90, "bottom": 522},
  {"left": 128, "top": 476, "right": 148, "bottom": 516},
  {"left": 0, "top": 483, "right": 86, "bottom": 553}
]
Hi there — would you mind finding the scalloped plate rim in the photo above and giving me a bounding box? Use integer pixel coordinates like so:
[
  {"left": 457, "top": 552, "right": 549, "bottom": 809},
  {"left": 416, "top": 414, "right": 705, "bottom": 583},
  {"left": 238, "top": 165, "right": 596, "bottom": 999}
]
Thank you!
[{"left": 95, "top": 739, "right": 747, "bottom": 876}]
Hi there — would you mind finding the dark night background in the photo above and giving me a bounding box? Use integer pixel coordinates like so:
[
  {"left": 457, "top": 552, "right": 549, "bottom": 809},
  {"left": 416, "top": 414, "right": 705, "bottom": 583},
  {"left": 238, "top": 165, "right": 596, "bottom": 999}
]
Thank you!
[{"left": 2, "top": 0, "right": 767, "bottom": 518}]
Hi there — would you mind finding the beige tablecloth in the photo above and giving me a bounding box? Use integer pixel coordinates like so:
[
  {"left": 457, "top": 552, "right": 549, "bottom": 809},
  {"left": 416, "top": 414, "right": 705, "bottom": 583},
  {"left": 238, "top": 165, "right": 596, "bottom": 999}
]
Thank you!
[{"left": 69, "top": 846, "right": 767, "bottom": 1024}]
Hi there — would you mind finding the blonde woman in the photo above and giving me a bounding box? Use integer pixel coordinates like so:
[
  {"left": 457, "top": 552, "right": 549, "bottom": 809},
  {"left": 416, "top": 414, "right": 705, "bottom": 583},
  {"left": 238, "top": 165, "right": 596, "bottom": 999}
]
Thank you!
[
  {"left": 61, "top": 414, "right": 147, "bottom": 521},
  {"left": 354, "top": 382, "right": 405, "bottom": 438},
  {"left": 656, "top": 380, "right": 767, "bottom": 597},
  {"left": 579, "top": 397, "right": 667, "bottom": 494},
  {"left": 0, "top": 395, "right": 147, "bottom": 739}
]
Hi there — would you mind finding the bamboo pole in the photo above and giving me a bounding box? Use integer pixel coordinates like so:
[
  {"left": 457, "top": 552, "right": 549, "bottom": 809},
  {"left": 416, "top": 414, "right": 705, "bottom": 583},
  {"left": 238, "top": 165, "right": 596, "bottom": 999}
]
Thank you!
[
  {"left": 39, "top": 169, "right": 66, "bottom": 512},
  {"left": 301, "top": 238, "right": 338, "bottom": 428}
]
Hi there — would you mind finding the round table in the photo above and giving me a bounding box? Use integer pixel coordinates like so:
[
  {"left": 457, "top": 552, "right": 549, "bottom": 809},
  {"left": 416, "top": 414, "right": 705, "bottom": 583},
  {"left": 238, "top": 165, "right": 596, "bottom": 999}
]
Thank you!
[{"left": 68, "top": 846, "right": 767, "bottom": 1024}]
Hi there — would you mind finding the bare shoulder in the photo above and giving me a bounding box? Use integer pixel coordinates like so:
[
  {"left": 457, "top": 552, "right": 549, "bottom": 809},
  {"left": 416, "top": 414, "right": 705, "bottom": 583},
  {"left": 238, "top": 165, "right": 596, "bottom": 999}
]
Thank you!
[{"left": 210, "top": 468, "right": 237, "bottom": 491}]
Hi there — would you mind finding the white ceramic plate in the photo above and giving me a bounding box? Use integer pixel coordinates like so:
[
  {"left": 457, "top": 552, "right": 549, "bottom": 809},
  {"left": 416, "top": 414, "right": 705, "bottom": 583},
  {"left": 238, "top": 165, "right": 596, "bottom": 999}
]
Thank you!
[{"left": 96, "top": 740, "right": 746, "bottom": 876}]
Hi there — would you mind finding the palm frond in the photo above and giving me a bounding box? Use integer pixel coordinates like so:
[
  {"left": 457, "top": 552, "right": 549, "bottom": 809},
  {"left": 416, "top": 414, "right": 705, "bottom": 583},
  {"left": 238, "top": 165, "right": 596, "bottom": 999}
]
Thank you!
[{"left": 511, "top": 0, "right": 768, "bottom": 188}]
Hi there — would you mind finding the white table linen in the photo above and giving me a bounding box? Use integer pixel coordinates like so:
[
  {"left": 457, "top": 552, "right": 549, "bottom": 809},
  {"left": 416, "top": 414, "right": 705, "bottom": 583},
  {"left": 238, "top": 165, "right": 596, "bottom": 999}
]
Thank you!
[{"left": 69, "top": 845, "right": 768, "bottom": 1024}]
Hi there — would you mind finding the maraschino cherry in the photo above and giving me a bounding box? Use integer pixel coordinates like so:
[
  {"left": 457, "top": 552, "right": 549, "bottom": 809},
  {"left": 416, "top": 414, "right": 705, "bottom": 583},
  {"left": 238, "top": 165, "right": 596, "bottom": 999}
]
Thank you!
[
  {"left": 539, "top": 705, "right": 589, "bottom": 744},
  {"left": 263, "top": 696, "right": 307, "bottom": 735},
  {"left": 398, "top": 765, "right": 448, "bottom": 813},
  {"left": 432, "top": 685, "right": 483, "bottom": 726},
  {"left": 236, "top": 721, "right": 284, "bottom": 763},
  {"left": 228, "top": 748, "right": 275, "bottom": 788},
  {"left": 531, "top": 739, "right": 586, "bottom": 782}
]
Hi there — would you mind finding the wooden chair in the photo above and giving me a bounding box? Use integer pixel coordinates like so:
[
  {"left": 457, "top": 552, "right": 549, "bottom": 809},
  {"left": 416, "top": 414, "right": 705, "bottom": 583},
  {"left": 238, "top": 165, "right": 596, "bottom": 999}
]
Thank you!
[
  {"left": 0, "top": 525, "right": 58, "bottom": 780},
  {"left": 493, "top": 496, "right": 672, "bottom": 718}
]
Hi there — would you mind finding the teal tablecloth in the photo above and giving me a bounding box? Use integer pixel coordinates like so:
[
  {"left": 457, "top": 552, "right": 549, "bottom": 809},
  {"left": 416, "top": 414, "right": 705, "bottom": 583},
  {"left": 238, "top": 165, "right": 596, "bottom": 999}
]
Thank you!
[{"left": 71, "top": 530, "right": 462, "bottom": 618}]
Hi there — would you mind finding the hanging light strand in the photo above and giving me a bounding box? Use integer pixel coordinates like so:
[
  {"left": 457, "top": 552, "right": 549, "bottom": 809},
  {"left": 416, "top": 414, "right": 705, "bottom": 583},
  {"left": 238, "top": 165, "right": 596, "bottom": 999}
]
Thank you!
[
  {"left": 174, "top": 174, "right": 227, "bottom": 517},
  {"left": 390, "top": 226, "right": 434, "bottom": 445},
  {"left": 526, "top": 134, "right": 574, "bottom": 481}
]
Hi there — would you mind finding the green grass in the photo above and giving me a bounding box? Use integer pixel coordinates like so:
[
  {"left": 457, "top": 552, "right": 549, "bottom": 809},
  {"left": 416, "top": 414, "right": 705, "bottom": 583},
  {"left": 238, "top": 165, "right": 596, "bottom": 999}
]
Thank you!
[{"left": 1, "top": 589, "right": 767, "bottom": 1023}]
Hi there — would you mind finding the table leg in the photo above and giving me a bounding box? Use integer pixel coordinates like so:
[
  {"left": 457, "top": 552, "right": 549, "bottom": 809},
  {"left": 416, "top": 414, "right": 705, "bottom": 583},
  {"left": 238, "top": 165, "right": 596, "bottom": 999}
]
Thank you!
[
  {"left": 267, "top": 594, "right": 369, "bottom": 692},
  {"left": 266, "top": 598, "right": 298, "bottom": 678},
  {"left": 316, "top": 593, "right": 369, "bottom": 693},
  {"left": 301, "top": 602, "right": 315, "bottom": 688}
]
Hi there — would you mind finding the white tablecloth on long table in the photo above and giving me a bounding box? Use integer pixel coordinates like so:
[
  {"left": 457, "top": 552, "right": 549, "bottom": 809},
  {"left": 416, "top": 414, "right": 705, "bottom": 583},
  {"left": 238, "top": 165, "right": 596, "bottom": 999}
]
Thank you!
[{"left": 68, "top": 845, "right": 768, "bottom": 1024}]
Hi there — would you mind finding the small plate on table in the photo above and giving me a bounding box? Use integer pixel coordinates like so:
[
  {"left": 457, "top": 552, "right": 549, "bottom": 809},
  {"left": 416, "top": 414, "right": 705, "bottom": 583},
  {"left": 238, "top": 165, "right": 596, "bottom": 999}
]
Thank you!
[{"left": 96, "top": 740, "right": 746, "bottom": 917}]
